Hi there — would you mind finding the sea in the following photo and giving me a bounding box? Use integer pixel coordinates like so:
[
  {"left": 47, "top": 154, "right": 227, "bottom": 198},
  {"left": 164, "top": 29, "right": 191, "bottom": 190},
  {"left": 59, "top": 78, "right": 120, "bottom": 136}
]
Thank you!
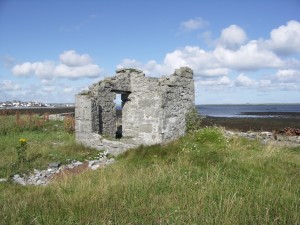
[{"left": 196, "top": 104, "right": 300, "bottom": 118}]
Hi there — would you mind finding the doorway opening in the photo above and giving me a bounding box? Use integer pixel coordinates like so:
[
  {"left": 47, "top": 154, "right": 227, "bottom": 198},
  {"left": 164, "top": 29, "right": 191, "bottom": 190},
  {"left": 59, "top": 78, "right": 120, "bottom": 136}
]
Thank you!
[{"left": 113, "top": 92, "right": 130, "bottom": 139}]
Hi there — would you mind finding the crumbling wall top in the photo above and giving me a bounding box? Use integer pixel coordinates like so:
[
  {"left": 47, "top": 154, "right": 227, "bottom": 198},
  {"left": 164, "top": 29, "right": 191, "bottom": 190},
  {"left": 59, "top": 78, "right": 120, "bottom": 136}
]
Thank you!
[{"left": 116, "top": 68, "right": 144, "bottom": 74}]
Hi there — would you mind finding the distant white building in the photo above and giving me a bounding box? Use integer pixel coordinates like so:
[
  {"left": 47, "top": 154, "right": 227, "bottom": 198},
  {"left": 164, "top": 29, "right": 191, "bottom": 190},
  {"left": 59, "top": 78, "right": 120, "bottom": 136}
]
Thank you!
[
  {"left": 0, "top": 100, "right": 64, "bottom": 108},
  {"left": 12, "top": 100, "right": 21, "bottom": 107}
]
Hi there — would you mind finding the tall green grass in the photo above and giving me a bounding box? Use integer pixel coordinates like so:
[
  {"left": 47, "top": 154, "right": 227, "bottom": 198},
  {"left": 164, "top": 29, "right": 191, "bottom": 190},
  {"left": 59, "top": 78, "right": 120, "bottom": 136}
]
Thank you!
[
  {"left": 0, "top": 122, "right": 299, "bottom": 224},
  {"left": 0, "top": 114, "right": 98, "bottom": 178}
]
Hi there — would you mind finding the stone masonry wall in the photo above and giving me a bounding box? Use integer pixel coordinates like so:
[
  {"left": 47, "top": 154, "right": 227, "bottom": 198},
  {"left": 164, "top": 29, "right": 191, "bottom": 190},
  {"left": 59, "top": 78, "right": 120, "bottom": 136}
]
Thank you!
[
  {"left": 75, "top": 67, "right": 194, "bottom": 155},
  {"left": 122, "top": 74, "right": 164, "bottom": 144},
  {"left": 160, "top": 67, "right": 195, "bottom": 142},
  {"left": 75, "top": 95, "right": 93, "bottom": 146}
]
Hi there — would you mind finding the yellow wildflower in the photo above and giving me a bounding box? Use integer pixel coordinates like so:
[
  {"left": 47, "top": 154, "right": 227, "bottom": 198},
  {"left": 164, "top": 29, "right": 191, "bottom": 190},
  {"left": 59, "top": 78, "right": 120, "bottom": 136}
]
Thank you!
[{"left": 19, "top": 138, "right": 27, "bottom": 143}]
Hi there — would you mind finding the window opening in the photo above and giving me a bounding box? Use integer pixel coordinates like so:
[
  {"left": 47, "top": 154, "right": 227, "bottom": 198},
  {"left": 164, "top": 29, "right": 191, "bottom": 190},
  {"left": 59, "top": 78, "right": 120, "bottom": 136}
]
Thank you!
[
  {"left": 98, "top": 106, "right": 103, "bottom": 135},
  {"left": 114, "top": 94, "right": 122, "bottom": 138}
]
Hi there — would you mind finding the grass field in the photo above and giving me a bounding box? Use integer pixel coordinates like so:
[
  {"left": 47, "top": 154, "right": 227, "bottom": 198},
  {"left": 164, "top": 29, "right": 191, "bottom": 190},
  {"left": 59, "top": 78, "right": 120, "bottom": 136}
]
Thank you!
[
  {"left": 0, "top": 113, "right": 97, "bottom": 178},
  {"left": 0, "top": 113, "right": 299, "bottom": 224}
]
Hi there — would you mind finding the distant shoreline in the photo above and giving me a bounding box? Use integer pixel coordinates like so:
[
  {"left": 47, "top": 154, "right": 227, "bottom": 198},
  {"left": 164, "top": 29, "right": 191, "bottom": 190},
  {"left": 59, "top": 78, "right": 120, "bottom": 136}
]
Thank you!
[
  {"left": 197, "top": 103, "right": 300, "bottom": 106},
  {"left": 202, "top": 116, "right": 300, "bottom": 132},
  {"left": 239, "top": 111, "right": 300, "bottom": 118},
  {"left": 0, "top": 107, "right": 75, "bottom": 115},
  {"left": 1, "top": 107, "right": 299, "bottom": 132}
]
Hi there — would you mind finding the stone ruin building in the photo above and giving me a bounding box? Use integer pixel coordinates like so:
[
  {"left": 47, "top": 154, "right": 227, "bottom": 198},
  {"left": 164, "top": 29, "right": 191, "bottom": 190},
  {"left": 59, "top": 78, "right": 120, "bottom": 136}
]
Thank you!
[{"left": 75, "top": 66, "right": 195, "bottom": 155}]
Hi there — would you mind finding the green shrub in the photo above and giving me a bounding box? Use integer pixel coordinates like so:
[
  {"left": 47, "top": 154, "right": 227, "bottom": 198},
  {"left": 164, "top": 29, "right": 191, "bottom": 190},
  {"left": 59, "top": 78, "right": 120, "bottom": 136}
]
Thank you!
[
  {"left": 195, "top": 126, "right": 225, "bottom": 144},
  {"left": 185, "top": 107, "right": 203, "bottom": 132}
]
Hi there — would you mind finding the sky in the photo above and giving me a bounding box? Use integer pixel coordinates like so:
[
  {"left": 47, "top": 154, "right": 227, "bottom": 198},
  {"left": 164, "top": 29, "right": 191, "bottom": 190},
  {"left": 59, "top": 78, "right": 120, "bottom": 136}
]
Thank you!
[{"left": 0, "top": 0, "right": 300, "bottom": 104}]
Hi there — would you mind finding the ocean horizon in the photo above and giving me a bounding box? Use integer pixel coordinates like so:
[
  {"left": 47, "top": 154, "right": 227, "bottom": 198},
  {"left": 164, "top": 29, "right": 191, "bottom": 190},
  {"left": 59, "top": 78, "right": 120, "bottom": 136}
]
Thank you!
[{"left": 196, "top": 104, "right": 300, "bottom": 118}]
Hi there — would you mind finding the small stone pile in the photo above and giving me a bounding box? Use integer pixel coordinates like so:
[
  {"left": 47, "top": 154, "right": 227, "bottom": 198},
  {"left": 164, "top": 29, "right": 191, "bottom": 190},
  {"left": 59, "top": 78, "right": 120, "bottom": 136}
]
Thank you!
[
  {"left": 12, "top": 151, "right": 115, "bottom": 186},
  {"left": 224, "top": 129, "right": 300, "bottom": 145},
  {"left": 224, "top": 131, "right": 274, "bottom": 143},
  {"left": 274, "top": 127, "right": 300, "bottom": 137}
]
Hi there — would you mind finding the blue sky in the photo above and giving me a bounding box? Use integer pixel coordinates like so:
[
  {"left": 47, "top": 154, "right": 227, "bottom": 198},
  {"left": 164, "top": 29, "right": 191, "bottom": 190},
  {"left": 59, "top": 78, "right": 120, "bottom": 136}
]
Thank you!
[{"left": 1, "top": 0, "right": 300, "bottom": 104}]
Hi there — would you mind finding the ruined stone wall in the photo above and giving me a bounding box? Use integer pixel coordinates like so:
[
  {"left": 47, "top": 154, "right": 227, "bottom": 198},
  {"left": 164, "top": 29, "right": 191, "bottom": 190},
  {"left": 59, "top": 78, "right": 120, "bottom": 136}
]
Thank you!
[
  {"left": 122, "top": 73, "right": 164, "bottom": 144},
  {"left": 75, "top": 95, "right": 93, "bottom": 146},
  {"left": 75, "top": 67, "right": 194, "bottom": 155},
  {"left": 88, "top": 71, "right": 132, "bottom": 137},
  {"left": 159, "top": 67, "right": 195, "bottom": 142}
]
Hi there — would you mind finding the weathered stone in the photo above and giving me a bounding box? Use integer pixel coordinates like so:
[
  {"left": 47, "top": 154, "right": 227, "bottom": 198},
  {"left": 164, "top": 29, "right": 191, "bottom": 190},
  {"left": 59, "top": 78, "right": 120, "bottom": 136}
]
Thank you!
[
  {"left": 72, "top": 161, "right": 83, "bottom": 166},
  {"left": 75, "top": 67, "right": 195, "bottom": 155},
  {"left": 12, "top": 174, "right": 26, "bottom": 185},
  {"left": 49, "top": 162, "right": 61, "bottom": 168},
  {"left": 88, "top": 160, "right": 100, "bottom": 167},
  {"left": 12, "top": 153, "right": 117, "bottom": 186},
  {"left": 225, "top": 130, "right": 300, "bottom": 147}
]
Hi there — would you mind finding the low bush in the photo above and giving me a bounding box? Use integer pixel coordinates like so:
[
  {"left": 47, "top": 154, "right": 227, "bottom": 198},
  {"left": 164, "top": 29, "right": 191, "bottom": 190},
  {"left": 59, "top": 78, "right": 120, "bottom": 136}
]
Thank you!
[{"left": 185, "top": 107, "right": 203, "bottom": 132}]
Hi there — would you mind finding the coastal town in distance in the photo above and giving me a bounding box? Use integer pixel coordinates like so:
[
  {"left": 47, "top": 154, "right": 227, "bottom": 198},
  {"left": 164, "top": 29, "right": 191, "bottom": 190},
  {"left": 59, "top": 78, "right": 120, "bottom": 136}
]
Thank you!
[{"left": 0, "top": 100, "right": 74, "bottom": 108}]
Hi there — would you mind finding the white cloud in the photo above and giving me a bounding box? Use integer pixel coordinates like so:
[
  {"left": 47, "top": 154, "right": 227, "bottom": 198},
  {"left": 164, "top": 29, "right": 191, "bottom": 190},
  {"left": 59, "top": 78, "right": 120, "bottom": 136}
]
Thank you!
[
  {"left": 163, "top": 46, "right": 232, "bottom": 76},
  {"left": 7, "top": 21, "right": 300, "bottom": 103},
  {"left": 42, "top": 86, "right": 56, "bottom": 93},
  {"left": 278, "top": 82, "right": 299, "bottom": 91},
  {"left": 63, "top": 87, "right": 74, "bottom": 93},
  {"left": 0, "top": 80, "right": 21, "bottom": 91},
  {"left": 1, "top": 79, "right": 87, "bottom": 103},
  {"left": 180, "top": 17, "right": 209, "bottom": 31},
  {"left": 276, "top": 69, "right": 300, "bottom": 82},
  {"left": 200, "top": 68, "right": 230, "bottom": 76},
  {"left": 118, "top": 42, "right": 285, "bottom": 77},
  {"left": 235, "top": 74, "right": 257, "bottom": 87},
  {"left": 198, "top": 76, "right": 232, "bottom": 87},
  {"left": 258, "top": 72, "right": 300, "bottom": 92},
  {"left": 259, "top": 79, "right": 272, "bottom": 87},
  {"left": 59, "top": 50, "right": 92, "bottom": 66},
  {"left": 117, "top": 59, "right": 166, "bottom": 77},
  {"left": 164, "top": 43, "right": 284, "bottom": 73},
  {"left": 118, "top": 46, "right": 228, "bottom": 77},
  {"left": 266, "top": 20, "right": 300, "bottom": 55},
  {"left": 116, "top": 21, "right": 300, "bottom": 97},
  {"left": 12, "top": 50, "right": 102, "bottom": 80},
  {"left": 218, "top": 76, "right": 231, "bottom": 85},
  {"left": 116, "top": 59, "right": 141, "bottom": 70},
  {"left": 54, "top": 64, "right": 101, "bottom": 79},
  {"left": 13, "top": 61, "right": 56, "bottom": 79},
  {"left": 214, "top": 41, "right": 283, "bottom": 70},
  {"left": 219, "top": 25, "right": 247, "bottom": 49}
]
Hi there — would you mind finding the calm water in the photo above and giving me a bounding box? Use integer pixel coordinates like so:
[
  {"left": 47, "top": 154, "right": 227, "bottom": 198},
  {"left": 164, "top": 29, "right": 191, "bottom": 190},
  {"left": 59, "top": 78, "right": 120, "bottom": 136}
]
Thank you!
[{"left": 197, "top": 104, "right": 300, "bottom": 118}]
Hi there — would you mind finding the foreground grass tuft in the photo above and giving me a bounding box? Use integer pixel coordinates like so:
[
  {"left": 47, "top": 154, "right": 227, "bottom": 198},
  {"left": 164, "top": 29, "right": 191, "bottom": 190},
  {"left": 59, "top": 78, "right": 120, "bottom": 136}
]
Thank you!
[{"left": 0, "top": 115, "right": 299, "bottom": 224}]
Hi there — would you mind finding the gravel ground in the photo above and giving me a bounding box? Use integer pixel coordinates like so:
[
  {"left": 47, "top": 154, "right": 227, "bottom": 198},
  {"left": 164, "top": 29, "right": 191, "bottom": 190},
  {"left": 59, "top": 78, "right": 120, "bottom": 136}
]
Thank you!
[{"left": 201, "top": 113, "right": 300, "bottom": 132}]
